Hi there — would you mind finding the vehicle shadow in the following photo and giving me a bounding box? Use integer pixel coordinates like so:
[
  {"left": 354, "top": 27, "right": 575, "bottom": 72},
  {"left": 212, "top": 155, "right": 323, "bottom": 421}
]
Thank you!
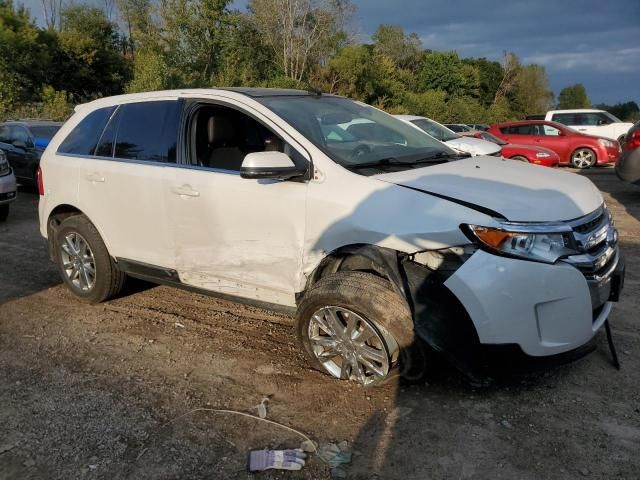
[
  {"left": 0, "top": 187, "right": 60, "bottom": 304},
  {"left": 306, "top": 168, "right": 622, "bottom": 478}
]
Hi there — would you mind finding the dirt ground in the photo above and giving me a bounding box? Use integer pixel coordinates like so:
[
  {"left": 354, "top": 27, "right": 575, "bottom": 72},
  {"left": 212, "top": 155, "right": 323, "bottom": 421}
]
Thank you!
[{"left": 1, "top": 167, "right": 639, "bottom": 480}]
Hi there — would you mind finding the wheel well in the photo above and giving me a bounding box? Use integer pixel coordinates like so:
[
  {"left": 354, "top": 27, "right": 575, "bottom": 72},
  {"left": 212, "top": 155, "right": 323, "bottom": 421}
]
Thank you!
[
  {"left": 46, "top": 204, "right": 85, "bottom": 260},
  {"left": 304, "top": 244, "right": 404, "bottom": 293},
  {"left": 303, "top": 244, "right": 482, "bottom": 378}
]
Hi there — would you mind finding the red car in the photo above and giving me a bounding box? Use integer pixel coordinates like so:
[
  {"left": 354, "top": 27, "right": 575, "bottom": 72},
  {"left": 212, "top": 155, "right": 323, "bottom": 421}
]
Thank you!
[
  {"left": 487, "top": 120, "right": 621, "bottom": 169},
  {"left": 472, "top": 131, "right": 560, "bottom": 167}
]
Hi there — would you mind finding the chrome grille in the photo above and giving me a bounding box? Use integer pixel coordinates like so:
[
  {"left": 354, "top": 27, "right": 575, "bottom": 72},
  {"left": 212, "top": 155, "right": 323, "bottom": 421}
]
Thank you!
[{"left": 562, "top": 205, "right": 619, "bottom": 309}]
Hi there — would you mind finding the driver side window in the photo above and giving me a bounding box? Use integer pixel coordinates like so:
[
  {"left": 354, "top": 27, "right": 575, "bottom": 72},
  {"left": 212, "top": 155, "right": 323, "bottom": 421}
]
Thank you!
[{"left": 187, "top": 104, "right": 294, "bottom": 172}]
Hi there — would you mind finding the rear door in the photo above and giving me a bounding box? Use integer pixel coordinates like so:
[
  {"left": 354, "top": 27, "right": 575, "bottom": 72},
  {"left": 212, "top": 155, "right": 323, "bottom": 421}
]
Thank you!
[
  {"left": 530, "top": 123, "right": 572, "bottom": 163},
  {"left": 73, "top": 98, "right": 182, "bottom": 267}
]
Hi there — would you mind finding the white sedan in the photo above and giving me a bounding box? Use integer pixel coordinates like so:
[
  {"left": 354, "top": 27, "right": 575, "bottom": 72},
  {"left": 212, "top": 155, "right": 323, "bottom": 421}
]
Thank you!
[{"left": 395, "top": 115, "right": 502, "bottom": 157}]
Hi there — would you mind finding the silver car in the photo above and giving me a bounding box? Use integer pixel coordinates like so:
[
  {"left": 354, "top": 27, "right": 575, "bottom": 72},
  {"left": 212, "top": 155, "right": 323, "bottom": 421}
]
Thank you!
[
  {"left": 615, "top": 121, "right": 640, "bottom": 186},
  {"left": 0, "top": 149, "right": 17, "bottom": 221}
]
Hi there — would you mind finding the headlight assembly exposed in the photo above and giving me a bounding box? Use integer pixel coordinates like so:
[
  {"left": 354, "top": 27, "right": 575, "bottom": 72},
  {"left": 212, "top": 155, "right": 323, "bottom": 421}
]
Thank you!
[{"left": 464, "top": 224, "right": 576, "bottom": 263}]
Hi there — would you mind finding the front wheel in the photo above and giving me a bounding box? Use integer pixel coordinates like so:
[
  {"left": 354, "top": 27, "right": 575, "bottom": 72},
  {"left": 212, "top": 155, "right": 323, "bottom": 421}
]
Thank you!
[
  {"left": 571, "top": 148, "right": 596, "bottom": 169},
  {"left": 54, "top": 214, "right": 126, "bottom": 304},
  {"left": 296, "top": 271, "right": 426, "bottom": 386},
  {"left": 0, "top": 204, "right": 9, "bottom": 222}
]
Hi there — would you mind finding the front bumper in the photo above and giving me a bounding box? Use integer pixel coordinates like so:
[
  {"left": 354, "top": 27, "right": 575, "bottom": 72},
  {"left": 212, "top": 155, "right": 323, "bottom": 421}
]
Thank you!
[
  {"left": 0, "top": 171, "right": 17, "bottom": 205},
  {"left": 596, "top": 144, "right": 621, "bottom": 164},
  {"left": 444, "top": 248, "right": 622, "bottom": 357}
]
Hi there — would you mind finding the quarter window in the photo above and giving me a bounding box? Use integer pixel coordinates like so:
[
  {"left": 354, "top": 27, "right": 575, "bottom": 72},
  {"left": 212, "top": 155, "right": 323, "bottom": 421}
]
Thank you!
[
  {"left": 114, "top": 101, "right": 180, "bottom": 163},
  {"left": 58, "top": 107, "right": 116, "bottom": 155}
]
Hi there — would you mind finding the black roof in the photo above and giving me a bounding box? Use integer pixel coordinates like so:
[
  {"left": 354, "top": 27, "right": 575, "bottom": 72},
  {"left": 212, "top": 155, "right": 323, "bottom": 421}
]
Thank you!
[{"left": 220, "top": 87, "right": 330, "bottom": 98}]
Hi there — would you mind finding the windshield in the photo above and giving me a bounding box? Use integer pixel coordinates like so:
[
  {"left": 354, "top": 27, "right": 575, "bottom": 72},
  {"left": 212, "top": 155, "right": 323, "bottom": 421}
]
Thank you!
[
  {"left": 257, "top": 96, "right": 456, "bottom": 169},
  {"left": 478, "top": 131, "right": 507, "bottom": 145},
  {"left": 30, "top": 125, "right": 61, "bottom": 140},
  {"left": 411, "top": 118, "right": 459, "bottom": 142}
]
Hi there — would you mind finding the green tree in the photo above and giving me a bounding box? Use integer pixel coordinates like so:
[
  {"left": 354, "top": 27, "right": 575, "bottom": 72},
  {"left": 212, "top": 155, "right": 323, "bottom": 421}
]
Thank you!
[
  {"left": 417, "top": 51, "right": 479, "bottom": 99},
  {"left": 372, "top": 24, "right": 422, "bottom": 71},
  {"left": 511, "top": 64, "right": 553, "bottom": 117},
  {"left": 58, "top": 4, "right": 132, "bottom": 98},
  {"left": 557, "top": 83, "right": 591, "bottom": 109},
  {"left": 464, "top": 57, "right": 502, "bottom": 107}
]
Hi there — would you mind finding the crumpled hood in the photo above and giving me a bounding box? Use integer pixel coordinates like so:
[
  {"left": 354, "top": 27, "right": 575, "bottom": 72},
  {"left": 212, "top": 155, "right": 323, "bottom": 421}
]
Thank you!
[
  {"left": 445, "top": 136, "right": 501, "bottom": 156},
  {"left": 374, "top": 157, "right": 603, "bottom": 222}
]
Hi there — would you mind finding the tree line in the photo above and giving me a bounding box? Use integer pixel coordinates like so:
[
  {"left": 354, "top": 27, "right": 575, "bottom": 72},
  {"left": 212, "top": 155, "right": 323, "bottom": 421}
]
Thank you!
[{"left": 1, "top": 0, "right": 637, "bottom": 123}]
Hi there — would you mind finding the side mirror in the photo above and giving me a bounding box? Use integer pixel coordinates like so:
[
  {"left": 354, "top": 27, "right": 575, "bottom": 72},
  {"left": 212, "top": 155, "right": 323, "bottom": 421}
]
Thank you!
[
  {"left": 240, "top": 151, "right": 305, "bottom": 180},
  {"left": 12, "top": 140, "right": 28, "bottom": 150},
  {"left": 557, "top": 130, "right": 566, "bottom": 136}
]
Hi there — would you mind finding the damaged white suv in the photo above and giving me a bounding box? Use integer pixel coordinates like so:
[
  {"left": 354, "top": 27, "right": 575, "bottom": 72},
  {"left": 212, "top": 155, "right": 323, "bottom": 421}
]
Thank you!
[{"left": 39, "top": 89, "right": 625, "bottom": 385}]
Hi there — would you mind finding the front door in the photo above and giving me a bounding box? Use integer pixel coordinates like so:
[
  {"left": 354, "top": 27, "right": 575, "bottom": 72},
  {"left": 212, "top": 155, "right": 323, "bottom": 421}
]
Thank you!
[{"left": 167, "top": 99, "right": 308, "bottom": 307}]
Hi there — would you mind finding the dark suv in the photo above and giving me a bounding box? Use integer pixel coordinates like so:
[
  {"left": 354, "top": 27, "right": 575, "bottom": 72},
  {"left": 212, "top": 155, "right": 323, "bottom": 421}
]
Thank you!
[{"left": 0, "top": 120, "right": 63, "bottom": 185}]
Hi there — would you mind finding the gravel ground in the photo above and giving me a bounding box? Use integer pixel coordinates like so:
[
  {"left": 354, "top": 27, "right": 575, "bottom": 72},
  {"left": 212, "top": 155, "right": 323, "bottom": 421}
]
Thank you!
[{"left": 0, "top": 167, "right": 639, "bottom": 480}]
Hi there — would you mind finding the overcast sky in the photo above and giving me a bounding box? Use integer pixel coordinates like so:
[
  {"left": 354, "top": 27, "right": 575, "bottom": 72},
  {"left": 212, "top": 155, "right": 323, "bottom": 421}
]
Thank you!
[{"left": 19, "top": 0, "right": 640, "bottom": 105}]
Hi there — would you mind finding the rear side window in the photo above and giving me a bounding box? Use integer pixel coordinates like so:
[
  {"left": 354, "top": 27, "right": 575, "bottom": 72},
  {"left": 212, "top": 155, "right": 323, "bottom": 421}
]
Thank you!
[
  {"left": 58, "top": 107, "right": 115, "bottom": 155},
  {"left": 551, "top": 113, "right": 576, "bottom": 125},
  {"left": 500, "top": 125, "right": 532, "bottom": 135},
  {"left": 114, "top": 101, "right": 180, "bottom": 163}
]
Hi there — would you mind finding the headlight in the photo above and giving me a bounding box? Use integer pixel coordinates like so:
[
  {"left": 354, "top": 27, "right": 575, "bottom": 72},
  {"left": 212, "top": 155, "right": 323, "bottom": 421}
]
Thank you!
[
  {"left": 464, "top": 224, "right": 575, "bottom": 263},
  {"left": 598, "top": 138, "right": 616, "bottom": 148},
  {"left": 535, "top": 152, "right": 551, "bottom": 158}
]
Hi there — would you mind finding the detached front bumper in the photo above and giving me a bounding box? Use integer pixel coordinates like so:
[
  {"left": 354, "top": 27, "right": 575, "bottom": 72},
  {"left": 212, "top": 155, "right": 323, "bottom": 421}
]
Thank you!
[
  {"left": 444, "top": 248, "right": 623, "bottom": 357},
  {"left": 0, "top": 171, "right": 17, "bottom": 205}
]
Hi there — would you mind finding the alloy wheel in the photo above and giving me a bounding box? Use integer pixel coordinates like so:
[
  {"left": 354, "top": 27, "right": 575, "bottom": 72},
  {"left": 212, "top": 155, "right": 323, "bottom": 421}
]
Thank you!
[
  {"left": 60, "top": 232, "right": 96, "bottom": 291},
  {"left": 308, "top": 306, "right": 391, "bottom": 385},
  {"left": 572, "top": 149, "right": 595, "bottom": 169}
]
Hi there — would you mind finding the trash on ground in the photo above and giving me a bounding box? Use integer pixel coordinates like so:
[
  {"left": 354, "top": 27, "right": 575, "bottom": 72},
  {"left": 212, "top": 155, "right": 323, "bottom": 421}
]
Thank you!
[
  {"left": 316, "top": 441, "right": 352, "bottom": 467},
  {"left": 300, "top": 439, "right": 317, "bottom": 452},
  {"left": 254, "top": 396, "right": 269, "bottom": 419},
  {"left": 248, "top": 448, "right": 307, "bottom": 471}
]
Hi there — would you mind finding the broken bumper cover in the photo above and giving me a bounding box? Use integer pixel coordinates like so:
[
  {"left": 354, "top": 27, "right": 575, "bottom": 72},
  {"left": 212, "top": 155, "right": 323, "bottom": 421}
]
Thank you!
[{"left": 443, "top": 249, "right": 620, "bottom": 357}]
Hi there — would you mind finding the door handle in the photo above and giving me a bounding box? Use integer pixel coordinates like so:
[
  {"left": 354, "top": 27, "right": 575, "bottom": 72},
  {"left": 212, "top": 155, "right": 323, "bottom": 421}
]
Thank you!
[
  {"left": 578, "top": 128, "right": 587, "bottom": 131},
  {"left": 85, "top": 172, "right": 105, "bottom": 183},
  {"left": 171, "top": 184, "right": 200, "bottom": 197}
]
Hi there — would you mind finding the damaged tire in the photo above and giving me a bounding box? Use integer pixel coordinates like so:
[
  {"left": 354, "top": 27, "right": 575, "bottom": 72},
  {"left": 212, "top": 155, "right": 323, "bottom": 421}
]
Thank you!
[{"left": 296, "top": 271, "right": 427, "bottom": 386}]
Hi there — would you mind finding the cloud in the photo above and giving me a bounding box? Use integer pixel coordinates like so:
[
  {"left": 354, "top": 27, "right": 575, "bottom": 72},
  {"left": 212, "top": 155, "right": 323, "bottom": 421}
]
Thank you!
[{"left": 524, "top": 48, "right": 640, "bottom": 74}]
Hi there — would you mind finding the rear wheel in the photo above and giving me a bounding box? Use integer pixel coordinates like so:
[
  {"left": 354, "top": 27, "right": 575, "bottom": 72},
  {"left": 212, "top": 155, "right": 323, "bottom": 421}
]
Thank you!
[
  {"left": 571, "top": 148, "right": 596, "bottom": 169},
  {"left": 296, "top": 271, "right": 427, "bottom": 386},
  {"left": 54, "top": 215, "right": 125, "bottom": 303},
  {"left": 0, "top": 204, "right": 9, "bottom": 222},
  {"left": 510, "top": 155, "right": 528, "bottom": 162}
]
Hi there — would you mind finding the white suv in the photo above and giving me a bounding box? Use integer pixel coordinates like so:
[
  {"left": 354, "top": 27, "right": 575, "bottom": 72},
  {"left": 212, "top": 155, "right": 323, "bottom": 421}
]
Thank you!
[
  {"left": 39, "top": 89, "right": 625, "bottom": 385},
  {"left": 545, "top": 109, "right": 633, "bottom": 144}
]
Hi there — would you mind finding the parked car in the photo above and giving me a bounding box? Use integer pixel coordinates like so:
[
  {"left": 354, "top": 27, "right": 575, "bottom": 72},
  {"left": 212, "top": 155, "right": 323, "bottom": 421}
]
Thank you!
[
  {"left": 395, "top": 115, "right": 502, "bottom": 157},
  {"left": 466, "top": 124, "right": 489, "bottom": 131},
  {"left": 444, "top": 123, "right": 474, "bottom": 133},
  {"left": 545, "top": 109, "right": 633, "bottom": 145},
  {"left": 615, "top": 121, "right": 640, "bottom": 186},
  {"left": 39, "top": 89, "right": 624, "bottom": 386},
  {"left": 487, "top": 120, "right": 621, "bottom": 169},
  {"left": 0, "top": 120, "right": 63, "bottom": 185},
  {"left": 0, "top": 149, "right": 17, "bottom": 221},
  {"left": 473, "top": 131, "right": 559, "bottom": 167}
]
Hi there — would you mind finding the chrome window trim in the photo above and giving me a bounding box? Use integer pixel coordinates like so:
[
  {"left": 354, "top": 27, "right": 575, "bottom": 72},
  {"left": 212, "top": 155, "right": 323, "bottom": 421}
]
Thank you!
[{"left": 54, "top": 152, "right": 243, "bottom": 175}]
